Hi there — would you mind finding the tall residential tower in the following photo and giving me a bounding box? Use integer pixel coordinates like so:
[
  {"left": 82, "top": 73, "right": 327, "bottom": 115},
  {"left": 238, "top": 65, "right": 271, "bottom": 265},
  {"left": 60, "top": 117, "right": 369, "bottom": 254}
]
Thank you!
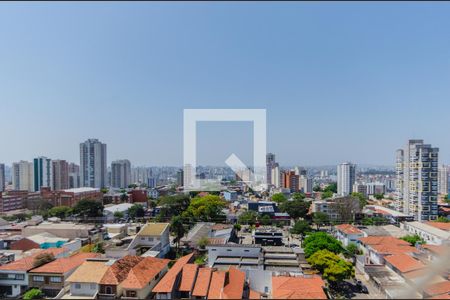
[
  {"left": 337, "top": 162, "right": 356, "bottom": 196},
  {"left": 111, "top": 159, "right": 131, "bottom": 188},
  {"left": 80, "top": 139, "right": 107, "bottom": 188},
  {"left": 395, "top": 139, "right": 439, "bottom": 221}
]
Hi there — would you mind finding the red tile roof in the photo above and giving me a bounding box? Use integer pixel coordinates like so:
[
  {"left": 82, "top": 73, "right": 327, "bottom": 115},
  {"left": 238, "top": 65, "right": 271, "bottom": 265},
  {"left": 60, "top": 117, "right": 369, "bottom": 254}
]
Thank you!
[
  {"left": 424, "top": 281, "right": 450, "bottom": 298},
  {"left": 335, "top": 224, "right": 363, "bottom": 235},
  {"left": 192, "top": 267, "right": 213, "bottom": 297},
  {"left": 272, "top": 275, "right": 327, "bottom": 299},
  {"left": 179, "top": 264, "right": 199, "bottom": 292},
  {"left": 426, "top": 222, "right": 450, "bottom": 231},
  {"left": 10, "top": 238, "right": 40, "bottom": 251},
  {"left": 121, "top": 257, "right": 170, "bottom": 290},
  {"left": 384, "top": 254, "right": 426, "bottom": 273},
  {"left": 207, "top": 270, "right": 226, "bottom": 299},
  {"left": 0, "top": 248, "right": 68, "bottom": 272},
  {"left": 152, "top": 253, "right": 194, "bottom": 293},
  {"left": 222, "top": 267, "right": 246, "bottom": 299},
  {"left": 249, "top": 289, "right": 261, "bottom": 299},
  {"left": 359, "top": 236, "right": 419, "bottom": 255},
  {"left": 100, "top": 256, "right": 144, "bottom": 285},
  {"left": 30, "top": 253, "right": 99, "bottom": 274}
]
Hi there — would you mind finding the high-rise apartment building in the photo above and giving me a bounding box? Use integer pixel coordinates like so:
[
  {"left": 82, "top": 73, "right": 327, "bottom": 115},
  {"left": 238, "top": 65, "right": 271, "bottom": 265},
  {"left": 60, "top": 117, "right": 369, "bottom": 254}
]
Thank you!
[
  {"left": 68, "top": 163, "right": 80, "bottom": 189},
  {"left": 299, "top": 175, "right": 313, "bottom": 194},
  {"left": 337, "top": 162, "right": 356, "bottom": 196},
  {"left": 281, "top": 170, "right": 299, "bottom": 192},
  {"left": 80, "top": 139, "right": 107, "bottom": 188},
  {"left": 33, "top": 157, "right": 53, "bottom": 191},
  {"left": 0, "top": 164, "right": 5, "bottom": 192},
  {"left": 52, "top": 160, "right": 69, "bottom": 190},
  {"left": 111, "top": 159, "right": 131, "bottom": 188},
  {"left": 271, "top": 163, "right": 280, "bottom": 188},
  {"left": 438, "top": 165, "right": 449, "bottom": 196},
  {"left": 12, "top": 161, "right": 34, "bottom": 192},
  {"left": 294, "top": 166, "right": 307, "bottom": 177},
  {"left": 176, "top": 169, "right": 184, "bottom": 187},
  {"left": 395, "top": 139, "right": 439, "bottom": 221},
  {"left": 266, "top": 153, "right": 276, "bottom": 186}
]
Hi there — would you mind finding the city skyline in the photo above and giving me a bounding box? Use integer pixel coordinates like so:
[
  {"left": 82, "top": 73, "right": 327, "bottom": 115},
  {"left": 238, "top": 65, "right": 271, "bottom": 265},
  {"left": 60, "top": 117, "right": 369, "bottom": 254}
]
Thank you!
[{"left": 1, "top": 3, "right": 450, "bottom": 166}]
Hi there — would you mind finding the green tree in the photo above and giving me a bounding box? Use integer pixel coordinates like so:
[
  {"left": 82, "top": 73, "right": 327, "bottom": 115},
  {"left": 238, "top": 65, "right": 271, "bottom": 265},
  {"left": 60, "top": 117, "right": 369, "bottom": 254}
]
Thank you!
[
  {"left": 198, "top": 236, "right": 210, "bottom": 249},
  {"left": 312, "top": 212, "right": 329, "bottom": 229},
  {"left": 233, "top": 224, "right": 241, "bottom": 231},
  {"left": 362, "top": 216, "right": 387, "bottom": 226},
  {"left": 182, "top": 195, "right": 226, "bottom": 222},
  {"left": 303, "top": 232, "right": 343, "bottom": 257},
  {"left": 23, "top": 288, "right": 43, "bottom": 300},
  {"left": 158, "top": 194, "right": 191, "bottom": 218},
  {"left": 128, "top": 204, "right": 145, "bottom": 219},
  {"left": 291, "top": 220, "right": 312, "bottom": 245},
  {"left": 292, "top": 192, "right": 306, "bottom": 200},
  {"left": 351, "top": 192, "right": 367, "bottom": 208},
  {"left": 171, "top": 215, "right": 186, "bottom": 250},
  {"left": 100, "top": 188, "right": 109, "bottom": 194},
  {"left": 113, "top": 211, "right": 124, "bottom": 219},
  {"left": 73, "top": 199, "right": 104, "bottom": 218},
  {"left": 120, "top": 193, "right": 129, "bottom": 202},
  {"left": 48, "top": 206, "right": 73, "bottom": 219},
  {"left": 307, "top": 249, "right": 354, "bottom": 283},
  {"left": 313, "top": 185, "right": 322, "bottom": 192},
  {"left": 261, "top": 214, "right": 272, "bottom": 226},
  {"left": 401, "top": 234, "right": 425, "bottom": 246},
  {"left": 92, "top": 242, "right": 105, "bottom": 254},
  {"left": 344, "top": 243, "right": 361, "bottom": 259},
  {"left": 238, "top": 210, "right": 259, "bottom": 225},
  {"left": 321, "top": 191, "right": 333, "bottom": 199},
  {"left": 307, "top": 249, "right": 355, "bottom": 284},
  {"left": 280, "top": 199, "right": 310, "bottom": 220},
  {"left": 436, "top": 216, "right": 450, "bottom": 223},
  {"left": 324, "top": 182, "right": 337, "bottom": 193},
  {"left": 33, "top": 253, "right": 55, "bottom": 268},
  {"left": 271, "top": 193, "right": 287, "bottom": 204},
  {"left": 374, "top": 193, "right": 384, "bottom": 200}
]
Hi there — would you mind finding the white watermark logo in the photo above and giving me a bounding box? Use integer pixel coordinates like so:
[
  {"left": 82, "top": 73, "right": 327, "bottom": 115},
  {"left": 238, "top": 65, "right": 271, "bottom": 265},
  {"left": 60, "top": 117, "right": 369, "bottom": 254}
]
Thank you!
[{"left": 183, "top": 109, "right": 267, "bottom": 192}]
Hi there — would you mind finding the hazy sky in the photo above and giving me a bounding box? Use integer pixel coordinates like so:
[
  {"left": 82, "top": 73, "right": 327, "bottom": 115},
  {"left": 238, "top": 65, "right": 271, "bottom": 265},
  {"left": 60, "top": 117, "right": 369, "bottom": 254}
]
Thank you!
[{"left": 1, "top": 2, "right": 450, "bottom": 167}]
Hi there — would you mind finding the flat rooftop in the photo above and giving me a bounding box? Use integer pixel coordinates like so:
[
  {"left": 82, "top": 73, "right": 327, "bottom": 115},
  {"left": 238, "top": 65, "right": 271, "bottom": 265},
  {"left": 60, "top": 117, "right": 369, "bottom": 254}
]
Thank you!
[{"left": 62, "top": 187, "right": 100, "bottom": 193}]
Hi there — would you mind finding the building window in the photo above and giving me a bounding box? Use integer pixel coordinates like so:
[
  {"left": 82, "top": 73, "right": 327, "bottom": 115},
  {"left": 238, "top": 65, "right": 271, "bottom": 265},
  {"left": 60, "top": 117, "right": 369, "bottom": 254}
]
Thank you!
[
  {"left": 90, "top": 283, "right": 96, "bottom": 290},
  {"left": 127, "top": 291, "right": 137, "bottom": 297},
  {"left": 50, "top": 277, "right": 62, "bottom": 283},
  {"left": 148, "top": 237, "right": 153, "bottom": 241},
  {"left": 105, "top": 286, "right": 113, "bottom": 294},
  {"left": 75, "top": 283, "right": 81, "bottom": 289},
  {"left": 33, "top": 276, "right": 44, "bottom": 282},
  {"left": 15, "top": 274, "right": 24, "bottom": 280}
]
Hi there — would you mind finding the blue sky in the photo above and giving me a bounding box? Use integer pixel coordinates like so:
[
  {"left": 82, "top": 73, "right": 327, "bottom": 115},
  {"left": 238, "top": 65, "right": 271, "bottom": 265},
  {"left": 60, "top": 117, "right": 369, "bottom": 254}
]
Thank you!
[{"left": 1, "top": 2, "right": 449, "bottom": 167}]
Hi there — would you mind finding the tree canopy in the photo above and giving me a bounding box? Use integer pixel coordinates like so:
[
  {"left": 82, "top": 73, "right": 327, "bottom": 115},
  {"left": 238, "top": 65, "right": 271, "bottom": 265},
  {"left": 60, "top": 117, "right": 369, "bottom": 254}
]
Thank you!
[
  {"left": 128, "top": 204, "right": 145, "bottom": 219},
  {"left": 238, "top": 210, "right": 258, "bottom": 225},
  {"left": 291, "top": 220, "right": 312, "bottom": 236},
  {"left": 292, "top": 192, "right": 306, "bottom": 200},
  {"left": 73, "top": 199, "right": 104, "bottom": 218},
  {"left": 436, "top": 216, "right": 450, "bottom": 223},
  {"left": 321, "top": 191, "right": 333, "bottom": 199},
  {"left": 280, "top": 199, "right": 310, "bottom": 220},
  {"left": 182, "top": 195, "right": 226, "bottom": 222},
  {"left": 351, "top": 192, "right": 367, "bottom": 208},
  {"left": 157, "top": 194, "right": 191, "bottom": 219},
  {"left": 307, "top": 249, "right": 354, "bottom": 282},
  {"left": 272, "top": 193, "right": 287, "bottom": 204},
  {"left": 170, "top": 215, "right": 186, "bottom": 249},
  {"left": 48, "top": 206, "right": 73, "bottom": 219},
  {"left": 303, "top": 232, "right": 343, "bottom": 257},
  {"left": 374, "top": 193, "right": 384, "bottom": 200},
  {"left": 23, "top": 288, "right": 43, "bottom": 300},
  {"left": 401, "top": 234, "right": 425, "bottom": 246},
  {"left": 323, "top": 182, "right": 337, "bottom": 193},
  {"left": 312, "top": 212, "right": 330, "bottom": 229}
]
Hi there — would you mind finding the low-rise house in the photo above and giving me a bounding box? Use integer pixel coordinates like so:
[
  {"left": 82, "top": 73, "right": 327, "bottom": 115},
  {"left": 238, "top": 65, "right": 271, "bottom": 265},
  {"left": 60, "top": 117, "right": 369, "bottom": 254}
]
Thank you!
[
  {"left": 127, "top": 223, "right": 170, "bottom": 257},
  {"left": 357, "top": 236, "right": 418, "bottom": 265},
  {"left": 400, "top": 221, "right": 450, "bottom": 245},
  {"left": 152, "top": 253, "right": 194, "bottom": 299},
  {"left": 63, "top": 258, "right": 112, "bottom": 299},
  {"left": 334, "top": 224, "right": 364, "bottom": 246},
  {"left": 103, "top": 203, "right": 134, "bottom": 222},
  {"left": 423, "top": 280, "right": 450, "bottom": 299},
  {"left": 263, "top": 246, "right": 300, "bottom": 273},
  {"left": 271, "top": 275, "right": 327, "bottom": 299},
  {"left": 206, "top": 267, "right": 247, "bottom": 299},
  {"left": 98, "top": 256, "right": 170, "bottom": 300},
  {"left": 0, "top": 248, "right": 69, "bottom": 298},
  {"left": 28, "top": 253, "right": 99, "bottom": 297},
  {"left": 191, "top": 267, "right": 213, "bottom": 299},
  {"left": 253, "top": 228, "right": 283, "bottom": 246},
  {"left": 178, "top": 264, "right": 199, "bottom": 299},
  {"left": 22, "top": 222, "right": 102, "bottom": 242}
]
